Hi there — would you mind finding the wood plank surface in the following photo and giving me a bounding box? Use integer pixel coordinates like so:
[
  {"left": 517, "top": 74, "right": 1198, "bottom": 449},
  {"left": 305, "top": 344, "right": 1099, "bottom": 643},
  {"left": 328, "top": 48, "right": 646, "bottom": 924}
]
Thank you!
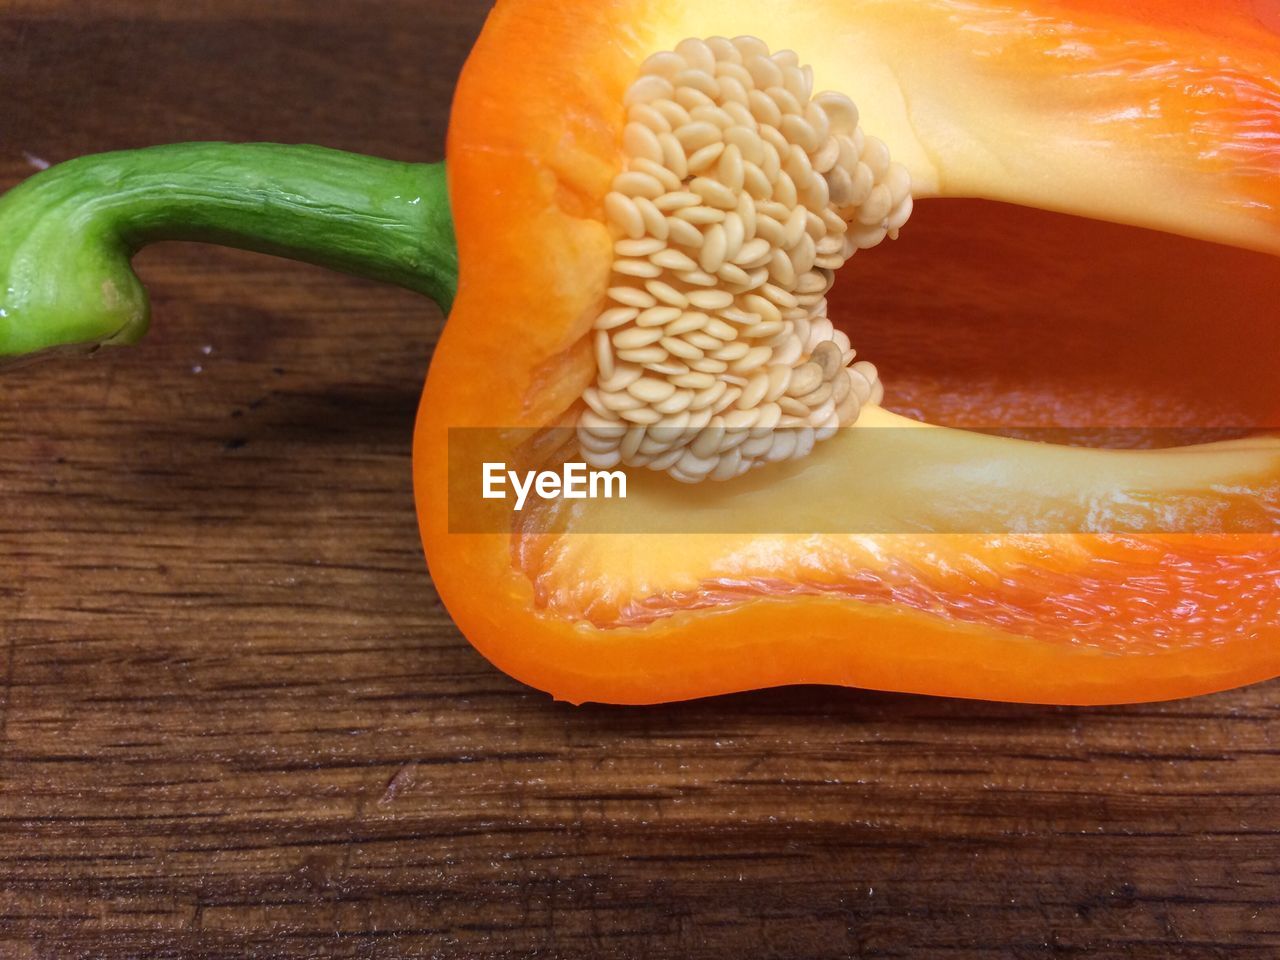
[{"left": 2, "top": 2, "right": 1278, "bottom": 957}]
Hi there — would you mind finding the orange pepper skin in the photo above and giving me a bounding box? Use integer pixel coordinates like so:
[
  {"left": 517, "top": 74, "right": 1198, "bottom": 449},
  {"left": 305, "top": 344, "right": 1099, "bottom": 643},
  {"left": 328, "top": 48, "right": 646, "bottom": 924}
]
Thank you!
[{"left": 415, "top": 0, "right": 1280, "bottom": 705}]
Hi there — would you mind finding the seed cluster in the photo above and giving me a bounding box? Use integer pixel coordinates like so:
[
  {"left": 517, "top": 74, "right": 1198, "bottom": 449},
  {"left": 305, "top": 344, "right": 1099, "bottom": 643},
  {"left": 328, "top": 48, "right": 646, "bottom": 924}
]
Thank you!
[{"left": 577, "top": 36, "right": 910, "bottom": 482}]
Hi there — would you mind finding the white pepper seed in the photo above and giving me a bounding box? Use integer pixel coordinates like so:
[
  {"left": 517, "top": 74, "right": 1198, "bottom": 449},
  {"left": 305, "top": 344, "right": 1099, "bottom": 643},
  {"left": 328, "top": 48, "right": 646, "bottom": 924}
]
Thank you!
[{"left": 585, "top": 35, "right": 910, "bottom": 481}]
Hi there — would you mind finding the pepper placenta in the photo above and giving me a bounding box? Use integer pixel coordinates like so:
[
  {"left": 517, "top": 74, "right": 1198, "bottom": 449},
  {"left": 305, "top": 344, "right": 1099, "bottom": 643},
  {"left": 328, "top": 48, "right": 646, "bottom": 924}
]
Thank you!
[{"left": 3, "top": 0, "right": 1279, "bottom": 706}]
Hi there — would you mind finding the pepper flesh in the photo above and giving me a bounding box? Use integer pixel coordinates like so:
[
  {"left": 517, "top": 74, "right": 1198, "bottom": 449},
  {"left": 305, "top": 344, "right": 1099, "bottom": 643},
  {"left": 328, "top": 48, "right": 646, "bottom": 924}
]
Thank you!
[{"left": 417, "top": 0, "right": 1280, "bottom": 704}]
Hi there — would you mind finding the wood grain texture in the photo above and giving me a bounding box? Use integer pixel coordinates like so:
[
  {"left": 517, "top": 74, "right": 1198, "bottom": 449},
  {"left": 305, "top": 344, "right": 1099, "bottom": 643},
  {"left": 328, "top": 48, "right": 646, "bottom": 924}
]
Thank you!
[{"left": 2, "top": 2, "right": 1278, "bottom": 957}]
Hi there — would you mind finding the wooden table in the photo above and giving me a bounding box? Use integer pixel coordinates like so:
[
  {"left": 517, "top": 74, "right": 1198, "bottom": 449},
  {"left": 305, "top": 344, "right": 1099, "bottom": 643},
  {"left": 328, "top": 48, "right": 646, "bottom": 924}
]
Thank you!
[{"left": 2, "top": 3, "right": 1277, "bottom": 956}]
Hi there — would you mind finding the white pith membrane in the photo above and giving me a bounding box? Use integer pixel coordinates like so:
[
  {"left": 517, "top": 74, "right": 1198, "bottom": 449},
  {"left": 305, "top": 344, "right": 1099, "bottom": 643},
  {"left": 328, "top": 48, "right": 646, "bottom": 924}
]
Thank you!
[{"left": 575, "top": 35, "right": 912, "bottom": 483}]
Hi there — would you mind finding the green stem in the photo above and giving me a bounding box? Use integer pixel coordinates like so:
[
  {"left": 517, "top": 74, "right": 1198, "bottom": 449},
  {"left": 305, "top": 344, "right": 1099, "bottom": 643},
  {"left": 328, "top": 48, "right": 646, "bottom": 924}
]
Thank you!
[{"left": 0, "top": 143, "right": 456, "bottom": 360}]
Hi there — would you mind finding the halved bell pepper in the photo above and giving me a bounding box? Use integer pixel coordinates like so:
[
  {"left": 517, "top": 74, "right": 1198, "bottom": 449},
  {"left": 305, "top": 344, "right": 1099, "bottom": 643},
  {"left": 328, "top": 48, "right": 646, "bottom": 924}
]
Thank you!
[
  {"left": 3, "top": 0, "right": 1279, "bottom": 705},
  {"left": 419, "top": 0, "right": 1280, "bottom": 705}
]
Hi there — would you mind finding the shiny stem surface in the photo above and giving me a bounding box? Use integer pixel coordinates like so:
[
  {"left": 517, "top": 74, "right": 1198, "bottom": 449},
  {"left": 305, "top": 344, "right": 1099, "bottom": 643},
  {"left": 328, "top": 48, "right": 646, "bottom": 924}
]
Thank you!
[{"left": 0, "top": 142, "right": 456, "bottom": 360}]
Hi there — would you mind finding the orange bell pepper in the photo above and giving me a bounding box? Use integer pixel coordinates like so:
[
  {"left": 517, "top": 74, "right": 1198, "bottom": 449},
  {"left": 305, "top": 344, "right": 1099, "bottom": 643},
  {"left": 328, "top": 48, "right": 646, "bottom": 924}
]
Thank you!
[
  {"left": 418, "top": 0, "right": 1280, "bottom": 705},
  {"left": 2, "top": 0, "right": 1278, "bottom": 706}
]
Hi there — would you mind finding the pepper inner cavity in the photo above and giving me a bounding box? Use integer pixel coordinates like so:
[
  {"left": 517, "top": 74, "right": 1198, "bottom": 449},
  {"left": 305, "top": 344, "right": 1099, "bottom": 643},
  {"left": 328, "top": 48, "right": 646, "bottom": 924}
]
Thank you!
[{"left": 577, "top": 35, "right": 912, "bottom": 483}]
